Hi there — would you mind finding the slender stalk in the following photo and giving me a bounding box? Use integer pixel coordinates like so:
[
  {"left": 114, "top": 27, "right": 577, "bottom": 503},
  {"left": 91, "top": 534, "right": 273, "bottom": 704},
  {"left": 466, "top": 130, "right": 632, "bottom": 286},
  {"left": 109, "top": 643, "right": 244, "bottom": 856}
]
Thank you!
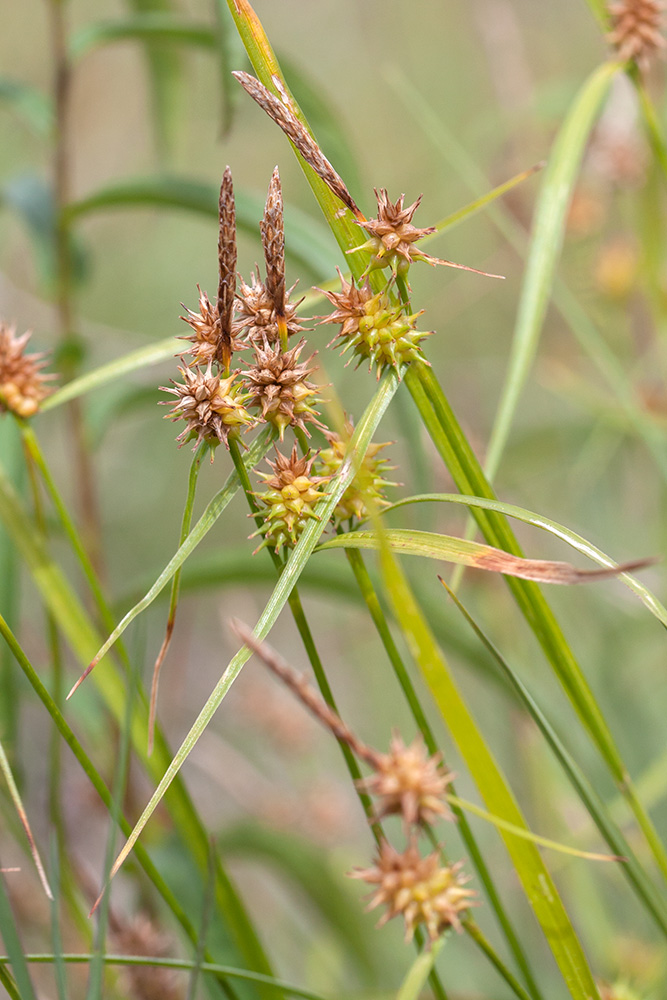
[
  {"left": 405, "top": 359, "right": 667, "bottom": 882},
  {"left": 343, "top": 546, "right": 543, "bottom": 1000}
]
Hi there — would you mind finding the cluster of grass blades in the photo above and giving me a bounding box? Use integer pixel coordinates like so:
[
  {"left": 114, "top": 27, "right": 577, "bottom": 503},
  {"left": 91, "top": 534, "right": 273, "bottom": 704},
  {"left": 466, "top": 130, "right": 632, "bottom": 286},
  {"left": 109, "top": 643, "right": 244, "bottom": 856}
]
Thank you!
[{"left": 1, "top": 1, "right": 667, "bottom": 999}]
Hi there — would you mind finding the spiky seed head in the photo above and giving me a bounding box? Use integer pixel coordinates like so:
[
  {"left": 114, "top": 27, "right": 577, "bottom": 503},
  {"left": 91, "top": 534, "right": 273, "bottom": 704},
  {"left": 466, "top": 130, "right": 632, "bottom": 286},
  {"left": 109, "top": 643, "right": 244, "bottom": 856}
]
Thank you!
[
  {"left": 217, "top": 166, "right": 238, "bottom": 369},
  {"left": 317, "top": 272, "right": 432, "bottom": 378},
  {"left": 261, "top": 167, "right": 286, "bottom": 319},
  {"left": 161, "top": 363, "right": 255, "bottom": 452},
  {"left": 317, "top": 419, "right": 397, "bottom": 524},
  {"left": 232, "top": 71, "right": 360, "bottom": 217},
  {"left": 244, "top": 338, "right": 325, "bottom": 440},
  {"left": 251, "top": 444, "right": 330, "bottom": 553},
  {"left": 180, "top": 286, "right": 245, "bottom": 367},
  {"left": 356, "top": 733, "right": 455, "bottom": 828},
  {"left": 235, "top": 271, "right": 306, "bottom": 347},
  {"left": 349, "top": 839, "right": 477, "bottom": 942},
  {"left": 349, "top": 189, "right": 498, "bottom": 281},
  {"left": 0, "top": 322, "right": 55, "bottom": 417},
  {"left": 608, "top": 0, "right": 665, "bottom": 71},
  {"left": 112, "top": 914, "right": 181, "bottom": 1000}
]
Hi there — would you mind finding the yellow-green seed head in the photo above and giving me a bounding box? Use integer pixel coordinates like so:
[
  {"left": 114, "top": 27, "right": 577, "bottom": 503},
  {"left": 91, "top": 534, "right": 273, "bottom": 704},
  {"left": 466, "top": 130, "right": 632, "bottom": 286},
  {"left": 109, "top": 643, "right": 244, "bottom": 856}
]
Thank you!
[{"left": 251, "top": 445, "right": 330, "bottom": 553}]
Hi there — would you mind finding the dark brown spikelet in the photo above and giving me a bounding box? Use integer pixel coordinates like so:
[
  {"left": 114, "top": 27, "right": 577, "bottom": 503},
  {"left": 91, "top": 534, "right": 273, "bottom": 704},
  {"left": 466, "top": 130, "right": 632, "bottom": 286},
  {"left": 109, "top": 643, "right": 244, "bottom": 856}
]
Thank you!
[
  {"left": 349, "top": 839, "right": 477, "bottom": 942},
  {"left": 261, "top": 166, "right": 286, "bottom": 320},
  {"left": 217, "top": 166, "right": 237, "bottom": 369},
  {"left": 350, "top": 189, "right": 503, "bottom": 281},
  {"left": 233, "top": 71, "right": 360, "bottom": 216},
  {"left": 0, "top": 321, "right": 56, "bottom": 417},
  {"left": 235, "top": 271, "right": 306, "bottom": 346},
  {"left": 608, "top": 0, "right": 665, "bottom": 70},
  {"left": 244, "top": 337, "right": 325, "bottom": 440},
  {"left": 161, "top": 363, "right": 255, "bottom": 452}
]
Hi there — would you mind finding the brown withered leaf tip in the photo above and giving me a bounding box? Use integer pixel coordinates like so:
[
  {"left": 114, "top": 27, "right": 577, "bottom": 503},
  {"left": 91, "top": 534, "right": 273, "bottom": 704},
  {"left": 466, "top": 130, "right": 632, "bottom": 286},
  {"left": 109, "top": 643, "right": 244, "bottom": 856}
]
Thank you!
[
  {"left": 608, "top": 0, "right": 665, "bottom": 71},
  {"left": 217, "top": 165, "right": 237, "bottom": 368},
  {"left": 349, "top": 839, "right": 477, "bottom": 942},
  {"left": 232, "top": 71, "right": 361, "bottom": 216},
  {"left": 0, "top": 321, "right": 56, "bottom": 418},
  {"left": 261, "top": 166, "right": 286, "bottom": 317}
]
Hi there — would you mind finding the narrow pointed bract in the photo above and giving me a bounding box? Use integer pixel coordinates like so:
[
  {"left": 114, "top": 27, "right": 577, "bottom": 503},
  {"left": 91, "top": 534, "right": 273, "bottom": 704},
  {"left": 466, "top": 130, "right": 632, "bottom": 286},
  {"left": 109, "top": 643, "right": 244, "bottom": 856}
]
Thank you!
[{"left": 217, "top": 165, "right": 238, "bottom": 370}]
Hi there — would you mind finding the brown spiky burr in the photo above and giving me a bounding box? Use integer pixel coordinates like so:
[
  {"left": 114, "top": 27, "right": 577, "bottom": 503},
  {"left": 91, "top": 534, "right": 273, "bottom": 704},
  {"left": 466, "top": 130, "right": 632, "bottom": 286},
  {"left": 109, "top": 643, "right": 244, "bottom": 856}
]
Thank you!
[
  {"left": 235, "top": 271, "right": 305, "bottom": 347},
  {"left": 217, "top": 165, "right": 238, "bottom": 370},
  {"left": 0, "top": 322, "right": 55, "bottom": 417},
  {"left": 161, "top": 363, "right": 255, "bottom": 452},
  {"left": 349, "top": 839, "right": 476, "bottom": 942},
  {"left": 608, "top": 0, "right": 665, "bottom": 71},
  {"left": 243, "top": 337, "right": 325, "bottom": 440},
  {"left": 232, "top": 71, "right": 360, "bottom": 217},
  {"left": 350, "top": 189, "right": 501, "bottom": 280},
  {"left": 180, "top": 286, "right": 245, "bottom": 367},
  {"left": 251, "top": 444, "right": 330, "bottom": 552},
  {"left": 112, "top": 914, "right": 182, "bottom": 1000}
]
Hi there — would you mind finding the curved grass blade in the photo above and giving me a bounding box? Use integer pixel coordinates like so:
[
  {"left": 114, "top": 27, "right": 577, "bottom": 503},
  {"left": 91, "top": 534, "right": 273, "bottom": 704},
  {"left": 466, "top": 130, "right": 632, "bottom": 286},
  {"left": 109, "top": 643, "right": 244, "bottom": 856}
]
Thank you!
[
  {"left": 397, "top": 939, "right": 444, "bottom": 1000},
  {"left": 439, "top": 581, "right": 667, "bottom": 935},
  {"left": 0, "top": 874, "right": 37, "bottom": 1000},
  {"left": 485, "top": 60, "right": 620, "bottom": 480},
  {"left": 100, "top": 369, "right": 400, "bottom": 893},
  {"left": 70, "top": 14, "right": 217, "bottom": 59},
  {"left": 66, "top": 176, "right": 339, "bottom": 279},
  {"left": 69, "top": 425, "right": 275, "bottom": 696},
  {"left": 383, "top": 493, "right": 667, "bottom": 626},
  {"left": 320, "top": 528, "right": 653, "bottom": 585},
  {"left": 0, "top": 78, "right": 53, "bottom": 135},
  {"left": 429, "top": 162, "right": 544, "bottom": 238},
  {"left": 376, "top": 538, "right": 601, "bottom": 999},
  {"left": 0, "top": 740, "right": 52, "bottom": 899}
]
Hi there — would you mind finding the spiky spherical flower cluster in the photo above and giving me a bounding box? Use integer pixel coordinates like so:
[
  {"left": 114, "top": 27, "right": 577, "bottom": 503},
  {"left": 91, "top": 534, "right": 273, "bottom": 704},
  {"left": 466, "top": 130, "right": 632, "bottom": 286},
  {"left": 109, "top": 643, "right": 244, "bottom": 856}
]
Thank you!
[
  {"left": 608, "top": 0, "right": 665, "bottom": 71},
  {"left": 181, "top": 285, "right": 245, "bottom": 366},
  {"left": 350, "top": 189, "right": 440, "bottom": 276},
  {"left": 0, "top": 322, "right": 54, "bottom": 418},
  {"left": 161, "top": 364, "right": 255, "bottom": 452},
  {"left": 234, "top": 272, "right": 305, "bottom": 347},
  {"left": 357, "top": 734, "right": 455, "bottom": 828},
  {"left": 251, "top": 445, "right": 330, "bottom": 553},
  {"left": 317, "top": 421, "right": 396, "bottom": 524},
  {"left": 112, "top": 914, "right": 182, "bottom": 1000},
  {"left": 244, "top": 338, "right": 324, "bottom": 440},
  {"left": 318, "top": 272, "right": 431, "bottom": 378},
  {"left": 350, "top": 840, "right": 477, "bottom": 942}
]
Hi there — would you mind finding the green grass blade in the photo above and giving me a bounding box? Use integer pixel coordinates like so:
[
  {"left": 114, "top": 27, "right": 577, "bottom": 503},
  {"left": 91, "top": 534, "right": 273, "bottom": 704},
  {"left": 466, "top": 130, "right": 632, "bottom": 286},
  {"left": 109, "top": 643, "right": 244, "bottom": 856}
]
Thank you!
[
  {"left": 485, "top": 60, "right": 620, "bottom": 481},
  {"left": 376, "top": 541, "right": 601, "bottom": 999},
  {"left": 0, "top": 739, "right": 52, "bottom": 899},
  {"left": 382, "top": 493, "right": 667, "bottom": 625},
  {"left": 0, "top": 78, "right": 53, "bottom": 135},
  {"left": 104, "top": 369, "right": 400, "bottom": 885},
  {"left": 83, "top": 425, "right": 274, "bottom": 675},
  {"left": 66, "top": 176, "right": 339, "bottom": 279},
  {"left": 0, "top": 874, "right": 38, "bottom": 1000},
  {"left": 429, "top": 162, "right": 544, "bottom": 238},
  {"left": 70, "top": 14, "right": 217, "bottom": 59},
  {"left": 396, "top": 939, "right": 444, "bottom": 1000}
]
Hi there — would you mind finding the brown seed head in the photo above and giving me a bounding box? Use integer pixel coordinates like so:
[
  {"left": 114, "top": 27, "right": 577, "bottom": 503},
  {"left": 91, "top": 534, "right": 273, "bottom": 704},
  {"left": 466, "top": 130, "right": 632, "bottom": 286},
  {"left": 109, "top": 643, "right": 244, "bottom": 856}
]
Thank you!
[
  {"left": 251, "top": 444, "right": 330, "bottom": 552},
  {"left": 161, "top": 363, "right": 255, "bottom": 452},
  {"left": 217, "top": 165, "right": 238, "bottom": 368},
  {"left": 356, "top": 733, "right": 454, "bottom": 828},
  {"left": 244, "top": 338, "right": 325, "bottom": 440},
  {"left": 317, "top": 419, "right": 397, "bottom": 523},
  {"left": 350, "top": 839, "right": 477, "bottom": 942},
  {"left": 112, "top": 914, "right": 182, "bottom": 1000},
  {"left": 608, "top": 0, "right": 665, "bottom": 71},
  {"left": 235, "top": 271, "right": 305, "bottom": 346},
  {"left": 233, "top": 71, "right": 360, "bottom": 217},
  {"left": 180, "top": 286, "right": 245, "bottom": 367},
  {"left": 261, "top": 167, "right": 286, "bottom": 319},
  {"left": 0, "top": 322, "right": 55, "bottom": 418}
]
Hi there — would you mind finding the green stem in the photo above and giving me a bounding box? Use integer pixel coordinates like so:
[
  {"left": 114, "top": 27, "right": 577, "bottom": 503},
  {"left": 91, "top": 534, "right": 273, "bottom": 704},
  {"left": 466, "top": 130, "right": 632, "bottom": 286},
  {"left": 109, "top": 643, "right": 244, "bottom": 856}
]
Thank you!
[
  {"left": 405, "top": 360, "right": 667, "bottom": 883},
  {"left": 343, "top": 546, "right": 543, "bottom": 1000},
  {"left": 463, "top": 922, "right": 533, "bottom": 1000}
]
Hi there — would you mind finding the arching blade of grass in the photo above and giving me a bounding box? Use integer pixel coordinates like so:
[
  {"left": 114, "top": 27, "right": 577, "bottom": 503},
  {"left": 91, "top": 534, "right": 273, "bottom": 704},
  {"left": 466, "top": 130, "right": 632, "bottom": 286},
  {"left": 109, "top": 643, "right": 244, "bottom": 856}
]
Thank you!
[
  {"left": 41, "top": 336, "right": 181, "bottom": 411},
  {"left": 381, "top": 493, "right": 667, "bottom": 626},
  {"left": 429, "top": 162, "right": 544, "bottom": 238},
  {"left": 0, "top": 740, "right": 52, "bottom": 900},
  {"left": 77, "top": 425, "right": 274, "bottom": 685},
  {"left": 101, "top": 369, "right": 400, "bottom": 891},
  {"left": 376, "top": 539, "right": 601, "bottom": 1000},
  {"left": 485, "top": 60, "right": 620, "bottom": 481},
  {"left": 319, "top": 529, "right": 652, "bottom": 587},
  {"left": 66, "top": 177, "right": 339, "bottom": 279},
  {"left": 439, "top": 581, "right": 667, "bottom": 936},
  {"left": 0, "top": 78, "right": 53, "bottom": 135},
  {"left": 396, "top": 939, "right": 444, "bottom": 1000},
  {"left": 406, "top": 361, "right": 667, "bottom": 884},
  {"left": 70, "top": 13, "right": 218, "bottom": 59}
]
